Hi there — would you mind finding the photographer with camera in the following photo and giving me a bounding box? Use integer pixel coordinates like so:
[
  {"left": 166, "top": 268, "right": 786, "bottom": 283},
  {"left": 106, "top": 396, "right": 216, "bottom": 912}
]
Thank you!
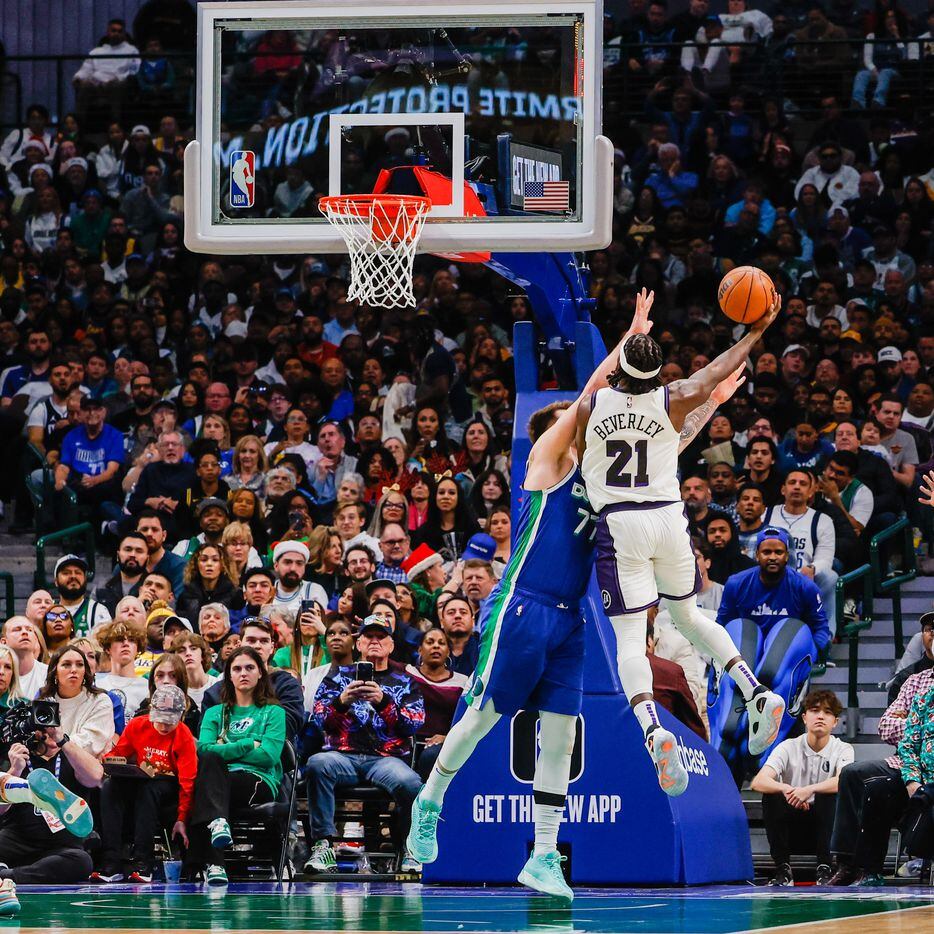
[
  {"left": 39, "top": 645, "right": 115, "bottom": 758},
  {"left": 0, "top": 650, "right": 102, "bottom": 888}
]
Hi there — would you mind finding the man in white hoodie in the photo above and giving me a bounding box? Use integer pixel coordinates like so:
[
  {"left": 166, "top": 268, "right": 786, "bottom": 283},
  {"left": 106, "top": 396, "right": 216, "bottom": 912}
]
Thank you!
[{"left": 72, "top": 18, "right": 140, "bottom": 127}]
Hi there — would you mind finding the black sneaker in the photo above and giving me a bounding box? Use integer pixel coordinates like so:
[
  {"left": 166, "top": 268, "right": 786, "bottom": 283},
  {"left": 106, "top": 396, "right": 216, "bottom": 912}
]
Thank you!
[
  {"left": 768, "top": 863, "right": 794, "bottom": 886},
  {"left": 815, "top": 863, "right": 833, "bottom": 886}
]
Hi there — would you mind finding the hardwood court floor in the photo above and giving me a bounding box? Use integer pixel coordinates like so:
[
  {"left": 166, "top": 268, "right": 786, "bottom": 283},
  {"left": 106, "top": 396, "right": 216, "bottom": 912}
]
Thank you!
[{"left": 4, "top": 883, "right": 933, "bottom": 934}]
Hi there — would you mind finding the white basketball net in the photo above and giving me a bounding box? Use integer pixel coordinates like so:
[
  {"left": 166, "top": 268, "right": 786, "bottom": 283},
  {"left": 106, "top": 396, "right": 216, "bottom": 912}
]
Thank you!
[{"left": 320, "top": 195, "right": 430, "bottom": 308}]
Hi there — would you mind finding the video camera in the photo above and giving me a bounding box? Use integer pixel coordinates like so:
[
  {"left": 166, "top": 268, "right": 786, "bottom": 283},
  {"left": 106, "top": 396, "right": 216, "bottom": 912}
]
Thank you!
[{"left": 0, "top": 700, "right": 61, "bottom": 752}]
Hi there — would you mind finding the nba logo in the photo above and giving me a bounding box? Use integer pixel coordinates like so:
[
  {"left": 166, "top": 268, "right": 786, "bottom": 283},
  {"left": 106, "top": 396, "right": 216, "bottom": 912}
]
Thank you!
[{"left": 229, "top": 150, "right": 255, "bottom": 208}]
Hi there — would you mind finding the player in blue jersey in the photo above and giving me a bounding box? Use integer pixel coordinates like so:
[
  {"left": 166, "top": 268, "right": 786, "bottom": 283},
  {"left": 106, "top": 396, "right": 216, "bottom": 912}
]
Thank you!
[{"left": 407, "top": 291, "right": 744, "bottom": 900}]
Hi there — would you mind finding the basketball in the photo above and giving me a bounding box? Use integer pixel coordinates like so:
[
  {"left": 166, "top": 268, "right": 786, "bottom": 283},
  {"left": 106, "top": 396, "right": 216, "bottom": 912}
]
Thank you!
[{"left": 717, "top": 267, "right": 777, "bottom": 324}]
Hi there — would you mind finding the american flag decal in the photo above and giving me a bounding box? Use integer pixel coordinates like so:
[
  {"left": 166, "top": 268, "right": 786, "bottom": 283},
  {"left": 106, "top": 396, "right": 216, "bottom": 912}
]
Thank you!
[{"left": 523, "top": 180, "right": 570, "bottom": 212}]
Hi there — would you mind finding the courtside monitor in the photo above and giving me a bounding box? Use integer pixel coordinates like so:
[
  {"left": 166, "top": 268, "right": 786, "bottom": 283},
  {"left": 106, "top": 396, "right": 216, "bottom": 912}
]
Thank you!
[{"left": 184, "top": 0, "right": 612, "bottom": 255}]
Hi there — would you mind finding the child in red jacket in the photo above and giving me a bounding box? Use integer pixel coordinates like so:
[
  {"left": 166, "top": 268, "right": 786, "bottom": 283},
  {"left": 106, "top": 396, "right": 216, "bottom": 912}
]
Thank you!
[{"left": 97, "top": 685, "right": 197, "bottom": 882}]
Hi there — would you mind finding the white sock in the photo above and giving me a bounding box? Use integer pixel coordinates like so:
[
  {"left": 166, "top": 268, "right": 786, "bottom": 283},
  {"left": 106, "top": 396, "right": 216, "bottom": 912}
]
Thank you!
[
  {"left": 533, "top": 798, "right": 565, "bottom": 857},
  {"left": 0, "top": 775, "right": 33, "bottom": 806},
  {"left": 532, "top": 712, "right": 576, "bottom": 856},
  {"left": 633, "top": 700, "right": 662, "bottom": 736},
  {"left": 727, "top": 659, "right": 761, "bottom": 702},
  {"left": 421, "top": 701, "right": 501, "bottom": 807}
]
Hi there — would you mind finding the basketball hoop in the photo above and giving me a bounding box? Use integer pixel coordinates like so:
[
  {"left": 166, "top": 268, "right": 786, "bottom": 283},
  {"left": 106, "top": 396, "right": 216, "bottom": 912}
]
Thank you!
[{"left": 319, "top": 194, "right": 430, "bottom": 308}]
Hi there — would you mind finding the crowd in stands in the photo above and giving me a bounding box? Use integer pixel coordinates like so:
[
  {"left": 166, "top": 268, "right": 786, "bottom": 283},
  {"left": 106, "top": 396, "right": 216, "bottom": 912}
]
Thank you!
[{"left": 0, "top": 0, "right": 930, "bottom": 891}]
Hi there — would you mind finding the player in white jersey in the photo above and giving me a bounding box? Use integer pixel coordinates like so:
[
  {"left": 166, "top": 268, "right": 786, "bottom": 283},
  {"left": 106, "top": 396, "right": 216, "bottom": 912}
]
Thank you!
[{"left": 577, "top": 296, "right": 787, "bottom": 796}]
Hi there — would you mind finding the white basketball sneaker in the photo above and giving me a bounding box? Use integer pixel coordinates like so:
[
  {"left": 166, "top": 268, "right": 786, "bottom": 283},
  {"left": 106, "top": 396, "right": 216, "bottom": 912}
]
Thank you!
[
  {"left": 747, "top": 687, "right": 785, "bottom": 756},
  {"left": 646, "top": 726, "right": 689, "bottom": 797}
]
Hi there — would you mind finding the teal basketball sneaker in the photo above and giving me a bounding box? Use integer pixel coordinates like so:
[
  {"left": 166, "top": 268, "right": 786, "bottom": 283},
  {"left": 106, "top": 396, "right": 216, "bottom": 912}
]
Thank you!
[
  {"left": 518, "top": 850, "right": 573, "bottom": 902},
  {"left": 406, "top": 793, "right": 441, "bottom": 864}
]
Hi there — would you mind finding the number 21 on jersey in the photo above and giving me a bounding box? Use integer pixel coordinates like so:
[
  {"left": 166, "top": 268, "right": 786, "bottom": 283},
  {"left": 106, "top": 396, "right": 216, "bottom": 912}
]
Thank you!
[{"left": 605, "top": 439, "right": 649, "bottom": 488}]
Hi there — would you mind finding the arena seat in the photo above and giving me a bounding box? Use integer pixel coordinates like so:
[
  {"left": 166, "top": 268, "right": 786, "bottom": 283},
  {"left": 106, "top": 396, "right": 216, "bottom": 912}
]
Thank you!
[{"left": 226, "top": 741, "right": 299, "bottom": 883}]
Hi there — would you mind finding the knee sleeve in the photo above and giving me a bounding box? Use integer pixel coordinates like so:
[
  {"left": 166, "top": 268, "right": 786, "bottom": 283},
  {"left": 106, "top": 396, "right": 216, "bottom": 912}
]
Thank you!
[
  {"left": 668, "top": 599, "right": 740, "bottom": 669},
  {"left": 436, "top": 701, "right": 501, "bottom": 773},
  {"left": 610, "top": 613, "right": 654, "bottom": 702},
  {"left": 535, "top": 712, "right": 577, "bottom": 797}
]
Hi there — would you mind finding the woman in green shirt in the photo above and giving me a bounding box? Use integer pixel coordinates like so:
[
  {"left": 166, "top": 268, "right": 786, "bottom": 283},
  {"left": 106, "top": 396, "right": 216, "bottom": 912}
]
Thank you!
[
  {"left": 271, "top": 600, "right": 327, "bottom": 677},
  {"left": 190, "top": 646, "right": 286, "bottom": 886}
]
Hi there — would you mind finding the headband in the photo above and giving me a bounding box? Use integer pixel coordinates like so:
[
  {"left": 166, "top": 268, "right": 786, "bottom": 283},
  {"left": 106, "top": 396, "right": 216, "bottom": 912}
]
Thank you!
[{"left": 619, "top": 339, "right": 661, "bottom": 380}]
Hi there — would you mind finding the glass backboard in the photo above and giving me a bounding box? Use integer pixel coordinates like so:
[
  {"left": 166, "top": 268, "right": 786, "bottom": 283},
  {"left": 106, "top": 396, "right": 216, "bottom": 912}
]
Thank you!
[{"left": 184, "top": 0, "right": 611, "bottom": 255}]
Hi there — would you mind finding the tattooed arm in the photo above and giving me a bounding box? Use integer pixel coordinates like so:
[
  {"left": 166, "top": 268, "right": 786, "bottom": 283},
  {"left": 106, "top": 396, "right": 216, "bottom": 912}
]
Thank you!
[{"left": 677, "top": 365, "right": 746, "bottom": 454}]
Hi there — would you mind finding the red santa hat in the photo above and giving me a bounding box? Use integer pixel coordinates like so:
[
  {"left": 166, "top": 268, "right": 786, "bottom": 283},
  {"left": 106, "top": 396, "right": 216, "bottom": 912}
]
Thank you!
[{"left": 402, "top": 543, "right": 443, "bottom": 583}]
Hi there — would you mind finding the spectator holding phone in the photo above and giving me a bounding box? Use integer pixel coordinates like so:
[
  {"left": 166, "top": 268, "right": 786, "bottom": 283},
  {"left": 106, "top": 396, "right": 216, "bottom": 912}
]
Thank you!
[
  {"left": 304, "top": 615, "right": 424, "bottom": 874},
  {"left": 98, "top": 684, "right": 197, "bottom": 882},
  {"left": 191, "top": 646, "right": 286, "bottom": 886},
  {"left": 272, "top": 599, "right": 325, "bottom": 677}
]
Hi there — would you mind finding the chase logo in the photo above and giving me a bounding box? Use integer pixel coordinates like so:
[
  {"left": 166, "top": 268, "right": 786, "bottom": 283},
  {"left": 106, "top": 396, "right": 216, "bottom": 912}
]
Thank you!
[
  {"left": 229, "top": 150, "right": 255, "bottom": 208},
  {"left": 676, "top": 737, "right": 709, "bottom": 777},
  {"left": 509, "top": 710, "right": 584, "bottom": 784}
]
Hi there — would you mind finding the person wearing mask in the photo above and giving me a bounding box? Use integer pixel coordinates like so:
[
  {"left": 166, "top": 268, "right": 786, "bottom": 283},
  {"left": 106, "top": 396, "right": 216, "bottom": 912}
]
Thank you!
[
  {"left": 98, "top": 684, "right": 197, "bottom": 883},
  {"left": 190, "top": 646, "right": 286, "bottom": 886}
]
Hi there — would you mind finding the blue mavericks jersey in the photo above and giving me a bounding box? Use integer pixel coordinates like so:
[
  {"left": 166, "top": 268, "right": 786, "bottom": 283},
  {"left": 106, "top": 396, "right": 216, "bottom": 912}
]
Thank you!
[{"left": 504, "top": 466, "right": 597, "bottom": 604}]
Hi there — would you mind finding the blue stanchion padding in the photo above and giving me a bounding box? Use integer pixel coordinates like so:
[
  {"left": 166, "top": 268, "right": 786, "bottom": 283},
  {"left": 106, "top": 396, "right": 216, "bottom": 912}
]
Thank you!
[
  {"left": 708, "top": 618, "right": 816, "bottom": 778},
  {"left": 423, "top": 699, "right": 752, "bottom": 885},
  {"left": 708, "top": 619, "right": 762, "bottom": 777}
]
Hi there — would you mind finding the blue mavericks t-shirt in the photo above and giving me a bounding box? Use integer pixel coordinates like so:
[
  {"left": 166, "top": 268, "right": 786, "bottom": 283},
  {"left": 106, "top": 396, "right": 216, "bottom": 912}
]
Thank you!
[
  {"left": 716, "top": 565, "right": 830, "bottom": 651},
  {"left": 60, "top": 424, "right": 125, "bottom": 476}
]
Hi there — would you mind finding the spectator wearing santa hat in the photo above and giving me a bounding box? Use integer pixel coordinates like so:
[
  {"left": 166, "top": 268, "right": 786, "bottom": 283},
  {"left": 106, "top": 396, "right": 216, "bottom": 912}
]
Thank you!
[
  {"left": 403, "top": 544, "right": 450, "bottom": 621},
  {"left": 270, "top": 540, "right": 328, "bottom": 615}
]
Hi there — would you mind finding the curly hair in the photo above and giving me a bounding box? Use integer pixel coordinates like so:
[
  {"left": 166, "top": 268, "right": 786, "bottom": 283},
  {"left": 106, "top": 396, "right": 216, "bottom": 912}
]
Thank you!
[
  {"left": 183, "top": 542, "right": 237, "bottom": 587},
  {"left": 96, "top": 619, "right": 147, "bottom": 653},
  {"left": 607, "top": 333, "right": 664, "bottom": 395}
]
